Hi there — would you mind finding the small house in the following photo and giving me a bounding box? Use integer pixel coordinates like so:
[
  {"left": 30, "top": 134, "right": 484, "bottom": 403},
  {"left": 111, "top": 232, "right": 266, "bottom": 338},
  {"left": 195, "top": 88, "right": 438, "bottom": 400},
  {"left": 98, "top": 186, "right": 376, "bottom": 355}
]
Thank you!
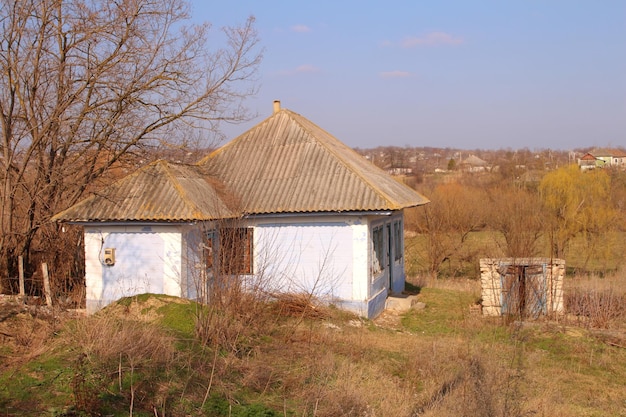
[
  {"left": 589, "top": 148, "right": 626, "bottom": 170},
  {"left": 577, "top": 152, "right": 603, "bottom": 171},
  {"left": 578, "top": 148, "right": 626, "bottom": 170},
  {"left": 53, "top": 101, "right": 429, "bottom": 318},
  {"left": 460, "top": 154, "right": 488, "bottom": 173}
]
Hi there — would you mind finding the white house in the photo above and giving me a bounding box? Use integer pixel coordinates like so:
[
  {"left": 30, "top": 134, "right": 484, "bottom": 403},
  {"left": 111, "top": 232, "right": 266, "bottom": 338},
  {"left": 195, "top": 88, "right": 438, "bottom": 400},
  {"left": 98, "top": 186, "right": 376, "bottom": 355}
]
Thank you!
[
  {"left": 53, "top": 101, "right": 429, "bottom": 318},
  {"left": 588, "top": 148, "right": 626, "bottom": 170}
]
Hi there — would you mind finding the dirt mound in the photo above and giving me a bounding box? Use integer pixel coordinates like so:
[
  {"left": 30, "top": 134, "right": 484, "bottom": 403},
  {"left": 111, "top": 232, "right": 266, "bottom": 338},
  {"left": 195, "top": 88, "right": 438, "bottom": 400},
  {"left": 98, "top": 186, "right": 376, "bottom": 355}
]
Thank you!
[{"left": 98, "top": 293, "right": 193, "bottom": 322}]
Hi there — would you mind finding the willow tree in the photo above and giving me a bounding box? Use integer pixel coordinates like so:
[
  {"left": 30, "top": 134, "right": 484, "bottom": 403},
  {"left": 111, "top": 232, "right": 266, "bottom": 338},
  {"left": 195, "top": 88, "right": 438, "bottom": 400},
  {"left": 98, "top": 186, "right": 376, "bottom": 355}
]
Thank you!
[
  {"left": 0, "top": 0, "right": 261, "bottom": 290},
  {"left": 538, "top": 164, "right": 617, "bottom": 269}
]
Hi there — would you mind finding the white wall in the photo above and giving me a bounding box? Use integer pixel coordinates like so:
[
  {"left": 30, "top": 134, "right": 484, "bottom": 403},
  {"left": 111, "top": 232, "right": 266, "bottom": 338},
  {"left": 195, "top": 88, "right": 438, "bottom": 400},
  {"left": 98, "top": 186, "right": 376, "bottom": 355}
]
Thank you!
[
  {"left": 180, "top": 225, "right": 208, "bottom": 300},
  {"left": 84, "top": 225, "right": 183, "bottom": 313},
  {"left": 81, "top": 211, "right": 407, "bottom": 319},
  {"left": 351, "top": 221, "right": 369, "bottom": 301},
  {"left": 251, "top": 217, "right": 356, "bottom": 301},
  {"left": 248, "top": 212, "right": 405, "bottom": 318}
]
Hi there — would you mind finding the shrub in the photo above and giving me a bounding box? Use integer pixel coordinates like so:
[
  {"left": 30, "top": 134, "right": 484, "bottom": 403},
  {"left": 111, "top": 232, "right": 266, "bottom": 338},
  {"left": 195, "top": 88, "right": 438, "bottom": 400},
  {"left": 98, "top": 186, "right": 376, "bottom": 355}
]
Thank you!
[{"left": 565, "top": 288, "right": 626, "bottom": 328}]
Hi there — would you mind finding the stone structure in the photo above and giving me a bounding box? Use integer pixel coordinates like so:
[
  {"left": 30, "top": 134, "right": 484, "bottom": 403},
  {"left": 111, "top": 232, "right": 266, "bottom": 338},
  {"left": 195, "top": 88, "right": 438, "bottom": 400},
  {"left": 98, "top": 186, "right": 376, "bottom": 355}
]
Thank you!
[{"left": 480, "top": 258, "right": 565, "bottom": 318}]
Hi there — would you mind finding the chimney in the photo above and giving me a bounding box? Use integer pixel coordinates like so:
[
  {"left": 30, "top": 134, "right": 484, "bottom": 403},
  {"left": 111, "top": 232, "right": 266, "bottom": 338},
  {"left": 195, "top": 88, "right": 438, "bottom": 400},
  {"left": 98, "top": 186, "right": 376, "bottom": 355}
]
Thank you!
[{"left": 273, "top": 100, "right": 281, "bottom": 114}]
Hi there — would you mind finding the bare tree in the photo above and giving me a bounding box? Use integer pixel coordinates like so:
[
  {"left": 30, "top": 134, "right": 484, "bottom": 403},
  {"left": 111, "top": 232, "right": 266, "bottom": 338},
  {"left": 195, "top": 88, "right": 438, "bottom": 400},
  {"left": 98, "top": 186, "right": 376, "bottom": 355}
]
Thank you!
[
  {"left": 0, "top": 0, "right": 261, "bottom": 290},
  {"left": 487, "top": 184, "right": 544, "bottom": 258},
  {"left": 413, "top": 182, "right": 486, "bottom": 276}
]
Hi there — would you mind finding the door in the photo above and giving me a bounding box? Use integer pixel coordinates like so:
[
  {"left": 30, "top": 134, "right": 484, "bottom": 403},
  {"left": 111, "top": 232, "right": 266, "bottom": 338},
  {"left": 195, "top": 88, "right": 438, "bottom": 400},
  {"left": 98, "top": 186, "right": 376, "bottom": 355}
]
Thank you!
[
  {"left": 386, "top": 223, "right": 393, "bottom": 292},
  {"left": 500, "top": 263, "right": 547, "bottom": 318}
]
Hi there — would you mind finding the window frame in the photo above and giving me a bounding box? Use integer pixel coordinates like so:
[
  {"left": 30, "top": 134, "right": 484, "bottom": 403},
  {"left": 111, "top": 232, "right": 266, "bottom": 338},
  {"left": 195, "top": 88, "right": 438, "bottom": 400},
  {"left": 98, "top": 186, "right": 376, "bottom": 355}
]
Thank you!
[
  {"left": 372, "top": 225, "right": 385, "bottom": 275},
  {"left": 393, "top": 220, "right": 403, "bottom": 262},
  {"left": 205, "top": 227, "right": 254, "bottom": 275}
]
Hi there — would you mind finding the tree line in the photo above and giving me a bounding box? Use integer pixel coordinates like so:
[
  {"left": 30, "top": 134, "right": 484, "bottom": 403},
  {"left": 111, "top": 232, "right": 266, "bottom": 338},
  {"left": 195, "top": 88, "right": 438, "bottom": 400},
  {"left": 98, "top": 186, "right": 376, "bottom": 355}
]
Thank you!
[{"left": 406, "top": 164, "right": 626, "bottom": 277}]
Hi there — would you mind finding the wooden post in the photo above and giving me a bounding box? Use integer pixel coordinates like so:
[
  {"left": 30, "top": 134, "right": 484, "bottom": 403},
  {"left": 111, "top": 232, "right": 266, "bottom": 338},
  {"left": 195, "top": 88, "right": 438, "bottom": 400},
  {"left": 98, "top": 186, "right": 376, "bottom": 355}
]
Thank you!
[
  {"left": 18, "top": 256, "right": 25, "bottom": 296},
  {"left": 42, "top": 262, "right": 52, "bottom": 306}
]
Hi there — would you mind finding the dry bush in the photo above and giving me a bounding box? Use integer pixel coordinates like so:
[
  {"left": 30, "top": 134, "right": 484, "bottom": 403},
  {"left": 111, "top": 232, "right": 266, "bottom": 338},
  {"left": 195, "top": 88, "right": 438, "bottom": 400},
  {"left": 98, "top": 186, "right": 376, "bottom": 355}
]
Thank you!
[
  {"left": 411, "top": 182, "right": 487, "bottom": 276},
  {"left": 0, "top": 303, "right": 58, "bottom": 367},
  {"left": 194, "top": 274, "right": 276, "bottom": 354},
  {"left": 486, "top": 185, "right": 544, "bottom": 258},
  {"left": 64, "top": 311, "right": 177, "bottom": 413},
  {"left": 564, "top": 269, "right": 626, "bottom": 329},
  {"left": 565, "top": 288, "right": 626, "bottom": 329},
  {"left": 70, "top": 314, "right": 176, "bottom": 366},
  {"left": 271, "top": 292, "right": 331, "bottom": 320}
]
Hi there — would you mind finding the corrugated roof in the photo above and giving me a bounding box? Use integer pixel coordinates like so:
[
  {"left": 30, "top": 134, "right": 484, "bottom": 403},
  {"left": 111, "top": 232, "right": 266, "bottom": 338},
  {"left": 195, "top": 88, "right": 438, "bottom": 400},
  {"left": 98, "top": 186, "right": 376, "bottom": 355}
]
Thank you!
[
  {"left": 461, "top": 154, "right": 487, "bottom": 166},
  {"left": 591, "top": 148, "right": 626, "bottom": 158},
  {"left": 199, "top": 107, "right": 429, "bottom": 214},
  {"left": 54, "top": 104, "right": 429, "bottom": 223},
  {"left": 52, "top": 160, "right": 237, "bottom": 222}
]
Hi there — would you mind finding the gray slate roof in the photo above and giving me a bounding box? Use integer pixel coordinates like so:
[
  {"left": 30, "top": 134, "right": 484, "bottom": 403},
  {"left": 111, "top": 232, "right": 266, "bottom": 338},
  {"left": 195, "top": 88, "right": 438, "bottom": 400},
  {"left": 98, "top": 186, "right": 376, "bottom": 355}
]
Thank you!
[
  {"left": 54, "top": 104, "right": 429, "bottom": 223},
  {"left": 461, "top": 154, "right": 487, "bottom": 166},
  {"left": 199, "top": 106, "right": 429, "bottom": 214},
  {"left": 52, "top": 161, "right": 237, "bottom": 222}
]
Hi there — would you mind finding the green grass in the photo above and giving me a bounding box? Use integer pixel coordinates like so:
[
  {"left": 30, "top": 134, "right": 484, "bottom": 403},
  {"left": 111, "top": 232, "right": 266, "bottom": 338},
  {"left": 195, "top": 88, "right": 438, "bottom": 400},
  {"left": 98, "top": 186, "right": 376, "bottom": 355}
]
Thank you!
[
  {"left": 116, "top": 293, "right": 197, "bottom": 338},
  {"left": 401, "top": 287, "right": 477, "bottom": 335},
  {"left": 400, "top": 285, "right": 626, "bottom": 414},
  {"left": 156, "top": 300, "right": 197, "bottom": 338},
  {"left": 203, "top": 393, "right": 281, "bottom": 417},
  {"left": 0, "top": 347, "right": 75, "bottom": 413}
]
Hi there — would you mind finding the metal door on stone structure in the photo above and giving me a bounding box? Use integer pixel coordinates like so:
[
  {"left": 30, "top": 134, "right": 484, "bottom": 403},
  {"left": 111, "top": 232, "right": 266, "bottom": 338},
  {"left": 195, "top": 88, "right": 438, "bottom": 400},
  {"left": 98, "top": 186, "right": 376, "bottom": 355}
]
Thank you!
[{"left": 499, "top": 263, "right": 547, "bottom": 318}]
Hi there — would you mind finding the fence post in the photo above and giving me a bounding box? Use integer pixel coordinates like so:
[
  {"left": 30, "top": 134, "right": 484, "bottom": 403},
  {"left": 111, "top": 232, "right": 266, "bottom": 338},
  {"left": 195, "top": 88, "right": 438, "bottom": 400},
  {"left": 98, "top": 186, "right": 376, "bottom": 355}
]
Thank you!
[
  {"left": 18, "top": 256, "right": 25, "bottom": 296},
  {"left": 42, "top": 263, "right": 52, "bottom": 306}
]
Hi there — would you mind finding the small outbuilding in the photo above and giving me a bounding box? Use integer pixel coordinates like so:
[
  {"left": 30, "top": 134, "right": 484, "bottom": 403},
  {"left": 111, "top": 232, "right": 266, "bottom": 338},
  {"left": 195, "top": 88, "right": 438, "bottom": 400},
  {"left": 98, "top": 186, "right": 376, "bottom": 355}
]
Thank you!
[
  {"left": 479, "top": 258, "right": 565, "bottom": 318},
  {"left": 53, "top": 101, "right": 429, "bottom": 318}
]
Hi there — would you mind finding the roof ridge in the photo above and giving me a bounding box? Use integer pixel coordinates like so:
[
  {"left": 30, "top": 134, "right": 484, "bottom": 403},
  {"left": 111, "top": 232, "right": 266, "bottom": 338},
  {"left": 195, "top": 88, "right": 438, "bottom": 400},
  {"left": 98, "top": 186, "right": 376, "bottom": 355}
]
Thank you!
[
  {"left": 197, "top": 111, "right": 284, "bottom": 164},
  {"left": 286, "top": 110, "right": 403, "bottom": 209},
  {"left": 160, "top": 162, "right": 205, "bottom": 218}
]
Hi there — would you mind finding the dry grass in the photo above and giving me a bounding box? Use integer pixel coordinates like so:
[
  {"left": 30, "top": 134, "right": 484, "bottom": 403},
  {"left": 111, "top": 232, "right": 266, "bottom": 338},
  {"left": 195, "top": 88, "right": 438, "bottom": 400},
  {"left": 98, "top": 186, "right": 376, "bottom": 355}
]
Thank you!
[
  {"left": 62, "top": 306, "right": 179, "bottom": 414},
  {"left": 2, "top": 277, "right": 626, "bottom": 416}
]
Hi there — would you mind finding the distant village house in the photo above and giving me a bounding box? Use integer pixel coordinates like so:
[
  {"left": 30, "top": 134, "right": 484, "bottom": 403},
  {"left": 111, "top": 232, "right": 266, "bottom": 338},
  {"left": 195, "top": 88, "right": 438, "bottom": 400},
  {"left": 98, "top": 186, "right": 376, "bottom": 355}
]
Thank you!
[{"left": 577, "top": 148, "right": 626, "bottom": 171}]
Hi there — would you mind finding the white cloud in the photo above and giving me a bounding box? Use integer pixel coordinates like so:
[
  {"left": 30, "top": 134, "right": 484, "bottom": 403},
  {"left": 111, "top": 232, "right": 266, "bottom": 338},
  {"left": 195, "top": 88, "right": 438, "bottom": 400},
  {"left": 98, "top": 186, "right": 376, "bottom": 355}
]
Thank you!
[
  {"left": 291, "top": 24, "right": 311, "bottom": 33},
  {"left": 295, "top": 64, "right": 320, "bottom": 73},
  {"left": 401, "top": 31, "right": 464, "bottom": 47},
  {"left": 276, "top": 64, "right": 321, "bottom": 76},
  {"left": 379, "top": 70, "right": 412, "bottom": 78}
]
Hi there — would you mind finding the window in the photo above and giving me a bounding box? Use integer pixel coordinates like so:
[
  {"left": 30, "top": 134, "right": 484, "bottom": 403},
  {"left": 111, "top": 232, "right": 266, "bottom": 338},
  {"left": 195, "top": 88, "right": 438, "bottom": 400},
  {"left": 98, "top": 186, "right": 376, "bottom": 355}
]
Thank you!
[
  {"left": 393, "top": 220, "right": 403, "bottom": 261},
  {"left": 205, "top": 228, "right": 253, "bottom": 275},
  {"left": 372, "top": 225, "right": 384, "bottom": 274},
  {"left": 218, "top": 227, "right": 253, "bottom": 275}
]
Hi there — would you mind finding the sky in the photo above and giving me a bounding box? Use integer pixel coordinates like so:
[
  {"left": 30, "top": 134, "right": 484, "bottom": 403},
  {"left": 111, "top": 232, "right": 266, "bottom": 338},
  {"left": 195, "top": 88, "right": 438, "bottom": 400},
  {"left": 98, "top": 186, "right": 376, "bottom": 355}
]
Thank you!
[{"left": 190, "top": 1, "right": 626, "bottom": 150}]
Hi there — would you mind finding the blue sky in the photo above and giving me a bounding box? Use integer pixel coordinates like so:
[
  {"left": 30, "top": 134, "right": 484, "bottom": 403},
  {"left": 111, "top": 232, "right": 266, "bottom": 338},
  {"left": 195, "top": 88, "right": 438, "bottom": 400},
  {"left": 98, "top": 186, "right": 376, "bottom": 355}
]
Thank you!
[{"left": 190, "top": 1, "right": 625, "bottom": 150}]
